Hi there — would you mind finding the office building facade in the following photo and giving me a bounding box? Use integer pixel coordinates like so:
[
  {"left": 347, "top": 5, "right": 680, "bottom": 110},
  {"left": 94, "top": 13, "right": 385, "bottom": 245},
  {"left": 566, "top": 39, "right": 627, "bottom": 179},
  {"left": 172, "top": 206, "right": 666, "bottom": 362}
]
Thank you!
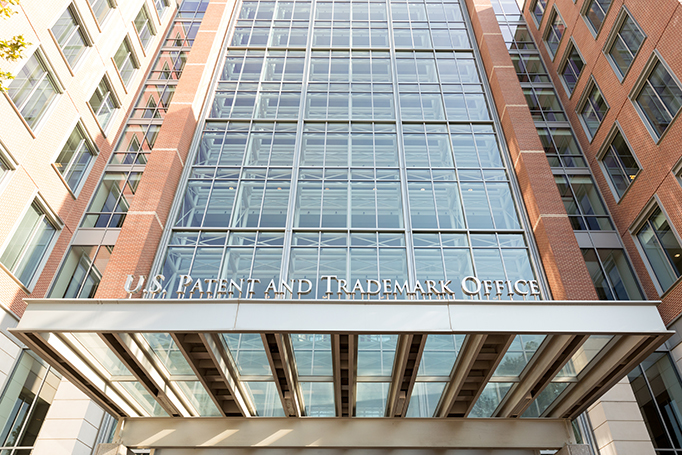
[{"left": 0, "top": 0, "right": 681, "bottom": 454}]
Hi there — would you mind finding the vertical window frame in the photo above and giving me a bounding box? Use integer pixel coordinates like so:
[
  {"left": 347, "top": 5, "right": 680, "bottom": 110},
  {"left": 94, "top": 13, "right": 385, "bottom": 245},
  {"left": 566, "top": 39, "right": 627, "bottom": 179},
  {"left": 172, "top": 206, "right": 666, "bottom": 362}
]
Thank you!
[
  {"left": 630, "top": 198, "right": 682, "bottom": 295},
  {"left": 602, "top": 6, "right": 645, "bottom": 82},
  {"left": 558, "top": 39, "right": 586, "bottom": 97},
  {"left": 576, "top": 77, "right": 609, "bottom": 142},
  {"left": 542, "top": 6, "right": 565, "bottom": 60},
  {"left": 596, "top": 122, "right": 641, "bottom": 203},
  {"left": 630, "top": 52, "right": 682, "bottom": 143},
  {"left": 0, "top": 195, "right": 63, "bottom": 292},
  {"left": 51, "top": 120, "right": 99, "bottom": 197}
]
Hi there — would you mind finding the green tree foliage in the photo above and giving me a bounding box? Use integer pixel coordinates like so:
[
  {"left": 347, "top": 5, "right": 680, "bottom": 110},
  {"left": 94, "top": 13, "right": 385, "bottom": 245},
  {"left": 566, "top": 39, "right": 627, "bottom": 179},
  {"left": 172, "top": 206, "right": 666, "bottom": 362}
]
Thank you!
[{"left": 0, "top": 0, "right": 28, "bottom": 91}]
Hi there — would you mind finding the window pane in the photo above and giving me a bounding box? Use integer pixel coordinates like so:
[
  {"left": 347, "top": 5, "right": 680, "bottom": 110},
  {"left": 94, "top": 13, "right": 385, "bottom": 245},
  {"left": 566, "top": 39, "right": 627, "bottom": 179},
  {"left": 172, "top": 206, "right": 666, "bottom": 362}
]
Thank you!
[
  {"left": 54, "top": 127, "right": 95, "bottom": 191},
  {"left": 0, "top": 204, "right": 57, "bottom": 287}
]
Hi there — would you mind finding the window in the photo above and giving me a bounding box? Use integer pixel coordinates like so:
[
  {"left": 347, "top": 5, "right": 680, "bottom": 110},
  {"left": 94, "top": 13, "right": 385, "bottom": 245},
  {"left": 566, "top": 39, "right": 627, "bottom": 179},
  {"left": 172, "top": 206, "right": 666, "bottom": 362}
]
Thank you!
[
  {"left": 54, "top": 124, "right": 96, "bottom": 193},
  {"left": 605, "top": 9, "right": 644, "bottom": 79},
  {"left": 583, "top": 0, "right": 612, "bottom": 34},
  {"left": 599, "top": 128, "right": 640, "bottom": 199},
  {"left": 49, "top": 245, "right": 113, "bottom": 298},
  {"left": 634, "top": 58, "right": 682, "bottom": 139},
  {"left": 0, "top": 351, "right": 60, "bottom": 454},
  {"left": 89, "top": 77, "right": 118, "bottom": 130},
  {"left": 531, "top": 0, "right": 547, "bottom": 25},
  {"left": 0, "top": 143, "right": 16, "bottom": 190},
  {"left": 81, "top": 171, "right": 142, "bottom": 228},
  {"left": 113, "top": 39, "right": 138, "bottom": 86},
  {"left": 154, "top": 0, "right": 169, "bottom": 17},
  {"left": 544, "top": 8, "right": 564, "bottom": 57},
  {"left": 629, "top": 352, "right": 682, "bottom": 452},
  {"left": 87, "top": 0, "right": 113, "bottom": 24},
  {"left": 6, "top": 52, "right": 60, "bottom": 130},
  {"left": 560, "top": 42, "right": 585, "bottom": 95},
  {"left": 51, "top": 6, "right": 89, "bottom": 67},
  {"left": 581, "top": 248, "right": 643, "bottom": 300},
  {"left": 0, "top": 201, "right": 59, "bottom": 288},
  {"left": 578, "top": 80, "right": 608, "bottom": 139},
  {"left": 555, "top": 175, "right": 613, "bottom": 231},
  {"left": 134, "top": 6, "right": 155, "bottom": 49},
  {"left": 635, "top": 206, "right": 682, "bottom": 292}
]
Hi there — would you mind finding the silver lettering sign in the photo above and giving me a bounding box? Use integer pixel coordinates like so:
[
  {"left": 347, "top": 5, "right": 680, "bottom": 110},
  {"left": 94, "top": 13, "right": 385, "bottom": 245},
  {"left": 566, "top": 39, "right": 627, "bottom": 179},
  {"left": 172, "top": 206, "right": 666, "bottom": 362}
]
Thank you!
[{"left": 125, "top": 274, "right": 541, "bottom": 300}]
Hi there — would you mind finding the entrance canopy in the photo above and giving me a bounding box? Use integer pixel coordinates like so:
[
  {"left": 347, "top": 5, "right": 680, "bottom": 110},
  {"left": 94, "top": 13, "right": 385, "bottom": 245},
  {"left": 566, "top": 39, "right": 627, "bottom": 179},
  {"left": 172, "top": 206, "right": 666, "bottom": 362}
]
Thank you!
[{"left": 12, "top": 298, "right": 669, "bottom": 425}]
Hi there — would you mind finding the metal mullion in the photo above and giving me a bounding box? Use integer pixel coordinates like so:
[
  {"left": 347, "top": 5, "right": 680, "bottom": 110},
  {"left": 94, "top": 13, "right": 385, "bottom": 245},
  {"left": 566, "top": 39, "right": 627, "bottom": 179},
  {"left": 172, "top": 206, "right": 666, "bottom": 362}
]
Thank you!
[
  {"left": 277, "top": 5, "right": 314, "bottom": 287},
  {"left": 646, "top": 78, "right": 676, "bottom": 123},
  {"left": 387, "top": 6, "right": 417, "bottom": 291}
]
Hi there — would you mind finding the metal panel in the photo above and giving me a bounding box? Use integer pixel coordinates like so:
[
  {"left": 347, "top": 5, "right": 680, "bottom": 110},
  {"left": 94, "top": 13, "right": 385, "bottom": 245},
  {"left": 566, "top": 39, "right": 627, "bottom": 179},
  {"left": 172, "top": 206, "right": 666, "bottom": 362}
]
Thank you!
[
  {"left": 116, "top": 417, "right": 574, "bottom": 449},
  {"left": 15, "top": 299, "right": 668, "bottom": 334}
]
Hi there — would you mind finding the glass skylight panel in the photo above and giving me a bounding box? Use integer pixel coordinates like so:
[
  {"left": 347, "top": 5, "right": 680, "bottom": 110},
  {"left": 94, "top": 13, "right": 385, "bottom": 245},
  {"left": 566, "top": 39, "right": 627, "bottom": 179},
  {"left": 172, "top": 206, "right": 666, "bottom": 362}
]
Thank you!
[
  {"left": 556, "top": 335, "right": 612, "bottom": 378},
  {"left": 417, "top": 335, "right": 465, "bottom": 377},
  {"left": 140, "top": 333, "right": 194, "bottom": 376},
  {"left": 494, "top": 335, "right": 545, "bottom": 377},
  {"left": 176, "top": 381, "right": 221, "bottom": 416},
  {"left": 406, "top": 382, "right": 446, "bottom": 417},
  {"left": 521, "top": 382, "right": 569, "bottom": 417},
  {"left": 469, "top": 382, "right": 513, "bottom": 417},
  {"left": 299, "top": 382, "right": 335, "bottom": 416},
  {"left": 118, "top": 382, "right": 169, "bottom": 417},
  {"left": 70, "top": 333, "right": 131, "bottom": 377},
  {"left": 292, "top": 334, "right": 333, "bottom": 376},
  {"left": 222, "top": 333, "right": 272, "bottom": 377},
  {"left": 357, "top": 335, "right": 398, "bottom": 376},
  {"left": 356, "top": 382, "right": 390, "bottom": 417},
  {"left": 243, "top": 382, "right": 286, "bottom": 416}
]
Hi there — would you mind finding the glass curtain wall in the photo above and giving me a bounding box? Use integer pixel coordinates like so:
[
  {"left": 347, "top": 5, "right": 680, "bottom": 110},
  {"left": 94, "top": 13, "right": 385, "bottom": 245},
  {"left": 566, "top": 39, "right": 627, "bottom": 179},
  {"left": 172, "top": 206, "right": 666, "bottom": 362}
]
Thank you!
[{"left": 156, "top": 0, "right": 543, "bottom": 302}]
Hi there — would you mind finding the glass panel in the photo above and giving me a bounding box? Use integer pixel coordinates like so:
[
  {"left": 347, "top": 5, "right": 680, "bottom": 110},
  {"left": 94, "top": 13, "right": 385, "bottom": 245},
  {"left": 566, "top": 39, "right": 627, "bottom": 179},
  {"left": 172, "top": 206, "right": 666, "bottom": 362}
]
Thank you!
[
  {"left": 223, "top": 333, "right": 272, "bottom": 377},
  {"left": 494, "top": 335, "right": 545, "bottom": 377},
  {"left": 141, "top": 333, "right": 195, "bottom": 376},
  {"left": 299, "top": 382, "right": 335, "bottom": 416},
  {"left": 243, "top": 382, "right": 286, "bottom": 416},
  {"left": 469, "top": 382, "right": 513, "bottom": 417},
  {"left": 175, "top": 381, "right": 221, "bottom": 416},
  {"left": 356, "top": 382, "right": 389, "bottom": 417},
  {"left": 291, "top": 334, "right": 332, "bottom": 376},
  {"left": 405, "top": 382, "right": 446, "bottom": 417},
  {"left": 357, "top": 335, "right": 398, "bottom": 376}
]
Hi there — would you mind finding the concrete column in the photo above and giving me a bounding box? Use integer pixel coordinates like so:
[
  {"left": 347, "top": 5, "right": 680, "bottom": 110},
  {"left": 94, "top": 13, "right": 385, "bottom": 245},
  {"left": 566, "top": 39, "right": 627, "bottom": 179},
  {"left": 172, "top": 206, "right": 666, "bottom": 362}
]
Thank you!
[
  {"left": 32, "top": 378, "right": 105, "bottom": 455},
  {"left": 587, "top": 377, "right": 655, "bottom": 455},
  {"left": 94, "top": 443, "right": 134, "bottom": 455}
]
